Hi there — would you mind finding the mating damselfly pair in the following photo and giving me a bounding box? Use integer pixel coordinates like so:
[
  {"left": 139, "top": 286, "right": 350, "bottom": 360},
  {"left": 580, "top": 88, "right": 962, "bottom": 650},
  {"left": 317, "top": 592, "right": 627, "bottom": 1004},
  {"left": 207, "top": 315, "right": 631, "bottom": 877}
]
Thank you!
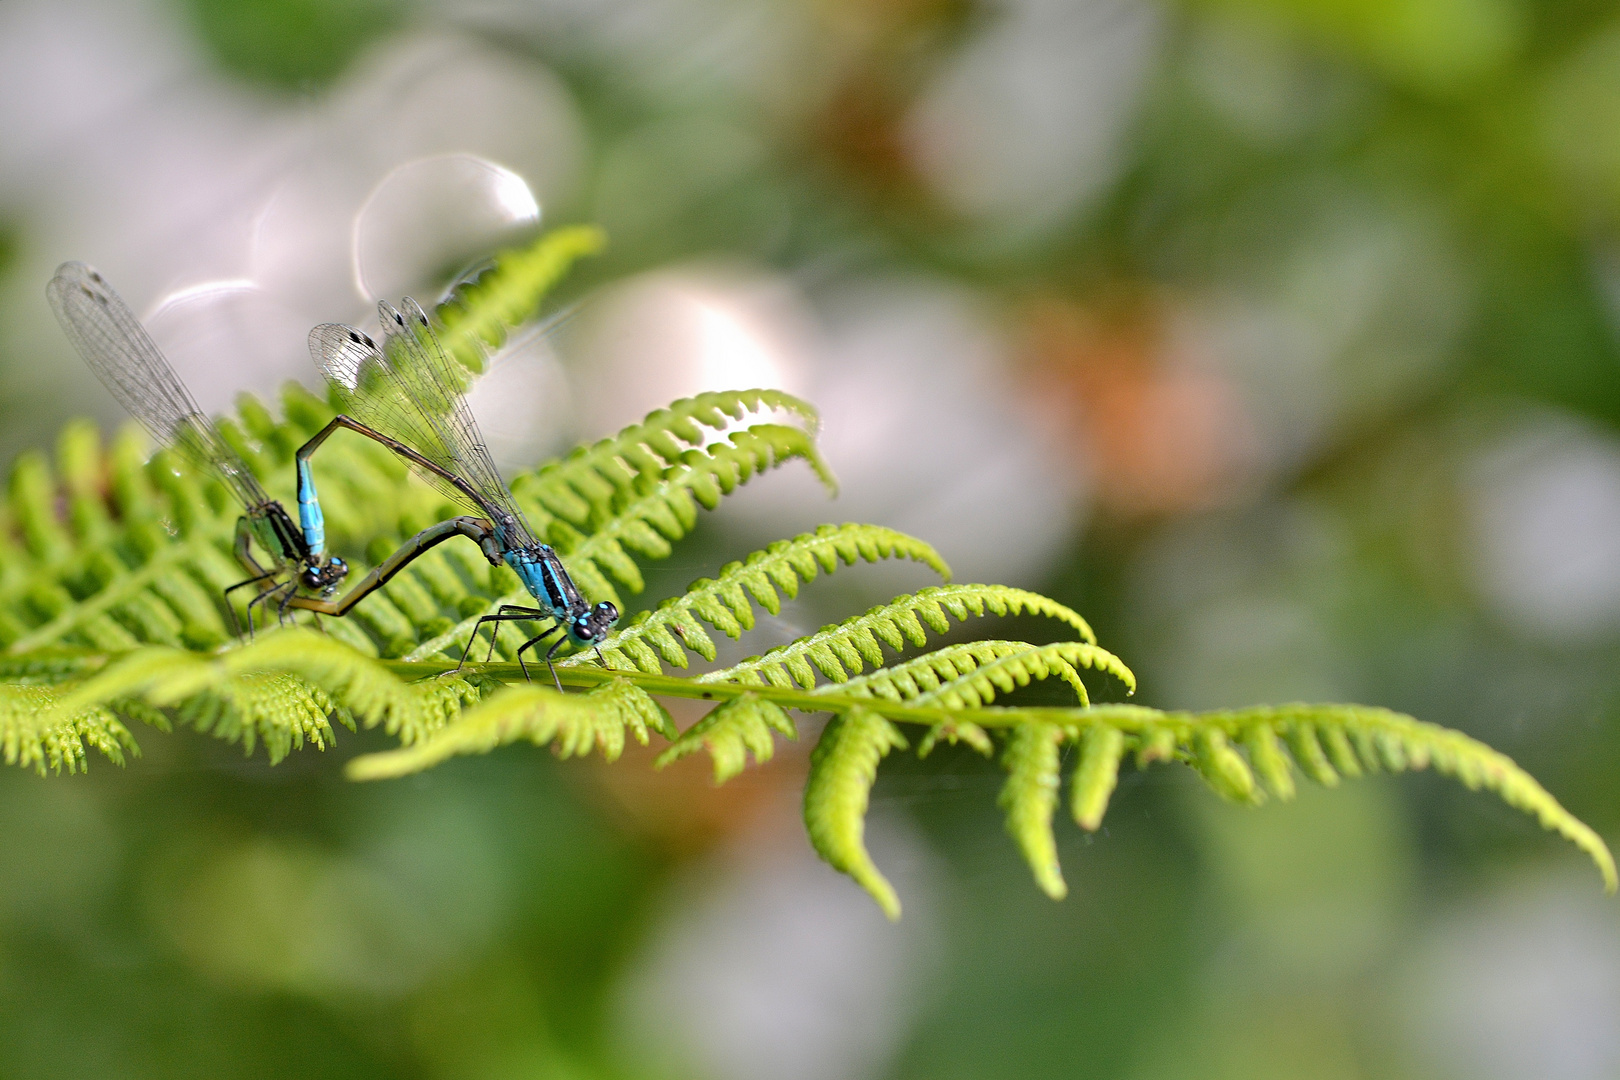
[{"left": 47, "top": 261, "right": 617, "bottom": 690}]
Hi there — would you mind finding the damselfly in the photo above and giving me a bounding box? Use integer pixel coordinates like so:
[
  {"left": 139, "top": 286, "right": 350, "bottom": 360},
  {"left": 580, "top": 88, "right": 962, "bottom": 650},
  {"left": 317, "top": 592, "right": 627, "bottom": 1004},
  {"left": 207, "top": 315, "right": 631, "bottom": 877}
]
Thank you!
[
  {"left": 47, "top": 261, "right": 350, "bottom": 633},
  {"left": 296, "top": 297, "right": 617, "bottom": 690}
]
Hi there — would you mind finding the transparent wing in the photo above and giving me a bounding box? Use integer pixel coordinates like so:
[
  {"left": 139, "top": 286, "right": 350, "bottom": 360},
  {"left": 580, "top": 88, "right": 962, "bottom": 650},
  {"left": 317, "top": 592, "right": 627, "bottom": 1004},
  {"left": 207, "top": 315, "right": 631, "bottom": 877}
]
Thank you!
[
  {"left": 310, "top": 323, "right": 446, "bottom": 464},
  {"left": 48, "top": 261, "right": 268, "bottom": 510},
  {"left": 310, "top": 314, "right": 532, "bottom": 543},
  {"left": 377, "top": 299, "right": 535, "bottom": 544}
]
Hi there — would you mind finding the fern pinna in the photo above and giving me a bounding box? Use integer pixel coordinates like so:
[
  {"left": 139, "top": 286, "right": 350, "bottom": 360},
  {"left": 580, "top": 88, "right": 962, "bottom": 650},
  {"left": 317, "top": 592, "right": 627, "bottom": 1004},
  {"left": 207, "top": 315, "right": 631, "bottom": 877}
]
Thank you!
[{"left": 1, "top": 227, "right": 1611, "bottom": 919}]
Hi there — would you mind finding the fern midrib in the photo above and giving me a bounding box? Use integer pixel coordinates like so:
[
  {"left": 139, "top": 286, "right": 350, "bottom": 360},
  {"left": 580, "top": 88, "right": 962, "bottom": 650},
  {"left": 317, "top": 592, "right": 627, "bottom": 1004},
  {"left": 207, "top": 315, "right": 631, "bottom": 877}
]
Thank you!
[
  {"left": 377, "top": 659, "right": 1572, "bottom": 745},
  {"left": 385, "top": 658, "right": 1151, "bottom": 727}
]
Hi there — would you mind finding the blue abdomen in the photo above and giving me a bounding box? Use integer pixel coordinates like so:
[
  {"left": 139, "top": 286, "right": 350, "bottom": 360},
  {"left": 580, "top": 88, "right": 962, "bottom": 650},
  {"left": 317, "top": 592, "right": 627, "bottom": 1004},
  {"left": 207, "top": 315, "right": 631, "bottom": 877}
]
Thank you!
[
  {"left": 505, "top": 548, "right": 563, "bottom": 616},
  {"left": 296, "top": 459, "right": 325, "bottom": 557}
]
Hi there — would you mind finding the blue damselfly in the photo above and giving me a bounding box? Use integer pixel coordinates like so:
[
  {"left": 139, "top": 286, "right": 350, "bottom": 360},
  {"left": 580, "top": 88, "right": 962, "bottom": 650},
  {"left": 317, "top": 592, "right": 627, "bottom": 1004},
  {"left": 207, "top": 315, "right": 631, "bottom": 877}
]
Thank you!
[{"left": 297, "top": 298, "right": 617, "bottom": 689}]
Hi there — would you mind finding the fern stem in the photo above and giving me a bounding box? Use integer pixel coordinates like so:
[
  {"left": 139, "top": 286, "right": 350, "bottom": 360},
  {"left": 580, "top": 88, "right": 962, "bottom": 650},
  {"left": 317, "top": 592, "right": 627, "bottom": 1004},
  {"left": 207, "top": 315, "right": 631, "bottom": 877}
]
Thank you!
[{"left": 385, "top": 660, "right": 1150, "bottom": 728}]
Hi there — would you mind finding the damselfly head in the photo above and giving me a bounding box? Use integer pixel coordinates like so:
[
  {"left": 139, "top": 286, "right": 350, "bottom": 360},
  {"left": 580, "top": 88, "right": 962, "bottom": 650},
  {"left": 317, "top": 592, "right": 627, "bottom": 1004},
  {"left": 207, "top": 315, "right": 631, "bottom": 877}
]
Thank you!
[
  {"left": 569, "top": 601, "right": 619, "bottom": 646},
  {"left": 300, "top": 555, "right": 349, "bottom": 596}
]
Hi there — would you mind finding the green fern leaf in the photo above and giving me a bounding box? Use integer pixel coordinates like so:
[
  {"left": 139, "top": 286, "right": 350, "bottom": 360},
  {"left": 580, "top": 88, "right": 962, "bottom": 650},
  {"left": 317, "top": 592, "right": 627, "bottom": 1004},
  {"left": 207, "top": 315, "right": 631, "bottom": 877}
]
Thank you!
[
  {"left": 0, "top": 683, "right": 135, "bottom": 774},
  {"left": 1244, "top": 721, "right": 1297, "bottom": 801},
  {"left": 1072, "top": 702, "right": 1617, "bottom": 891},
  {"left": 1191, "top": 726, "right": 1262, "bottom": 805},
  {"left": 1, "top": 430, "right": 242, "bottom": 654},
  {"left": 1133, "top": 723, "right": 1179, "bottom": 768},
  {"left": 172, "top": 671, "right": 343, "bottom": 763},
  {"left": 828, "top": 641, "right": 1034, "bottom": 702},
  {"left": 0, "top": 647, "right": 107, "bottom": 684},
  {"left": 827, "top": 640, "right": 1060, "bottom": 759},
  {"left": 1281, "top": 721, "right": 1341, "bottom": 786},
  {"left": 654, "top": 692, "right": 798, "bottom": 782},
  {"left": 910, "top": 640, "right": 1135, "bottom": 709},
  {"left": 914, "top": 719, "right": 996, "bottom": 758},
  {"left": 434, "top": 224, "right": 606, "bottom": 369},
  {"left": 582, "top": 524, "right": 948, "bottom": 675},
  {"left": 8, "top": 232, "right": 1613, "bottom": 920},
  {"left": 709, "top": 584, "right": 1095, "bottom": 690},
  {"left": 803, "top": 707, "right": 910, "bottom": 919},
  {"left": 516, "top": 388, "right": 828, "bottom": 529},
  {"left": 1071, "top": 724, "right": 1126, "bottom": 831},
  {"left": 1270, "top": 704, "right": 1614, "bottom": 889},
  {"left": 998, "top": 722, "right": 1068, "bottom": 899},
  {"left": 347, "top": 677, "right": 675, "bottom": 780},
  {"left": 47, "top": 630, "right": 489, "bottom": 751},
  {"left": 561, "top": 423, "right": 837, "bottom": 596}
]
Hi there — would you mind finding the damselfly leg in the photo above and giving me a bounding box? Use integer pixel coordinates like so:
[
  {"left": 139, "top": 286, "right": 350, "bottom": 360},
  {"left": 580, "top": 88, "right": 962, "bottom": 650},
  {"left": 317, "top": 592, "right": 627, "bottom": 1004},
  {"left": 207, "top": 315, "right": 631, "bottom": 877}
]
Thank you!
[
  {"left": 454, "top": 606, "right": 548, "bottom": 670},
  {"left": 516, "top": 626, "right": 570, "bottom": 694}
]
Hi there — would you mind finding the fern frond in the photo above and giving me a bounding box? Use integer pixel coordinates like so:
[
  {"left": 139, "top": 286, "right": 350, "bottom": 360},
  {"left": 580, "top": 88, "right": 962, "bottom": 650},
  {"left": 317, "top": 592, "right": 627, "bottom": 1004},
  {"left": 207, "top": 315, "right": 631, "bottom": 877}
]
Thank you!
[
  {"left": 0, "top": 647, "right": 107, "bottom": 684},
  {"left": 1223, "top": 704, "right": 1617, "bottom": 889},
  {"left": 911, "top": 640, "right": 1135, "bottom": 708},
  {"left": 1245, "top": 722, "right": 1297, "bottom": 801},
  {"left": 707, "top": 584, "right": 1096, "bottom": 690},
  {"left": 1192, "top": 727, "right": 1260, "bottom": 804},
  {"left": 914, "top": 719, "right": 996, "bottom": 757},
  {"left": 434, "top": 224, "right": 607, "bottom": 369},
  {"left": 861, "top": 640, "right": 1133, "bottom": 763},
  {"left": 0, "top": 683, "right": 135, "bottom": 774},
  {"left": 803, "top": 708, "right": 909, "bottom": 920},
  {"left": 654, "top": 692, "right": 798, "bottom": 783},
  {"left": 1067, "top": 702, "right": 1619, "bottom": 891},
  {"left": 1070, "top": 724, "right": 1126, "bottom": 830},
  {"left": 796, "top": 699, "right": 1617, "bottom": 908},
  {"left": 827, "top": 641, "right": 1034, "bottom": 702},
  {"left": 830, "top": 640, "right": 1045, "bottom": 759},
  {"left": 998, "top": 722, "right": 1067, "bottom": 899},
  {"left": 560, "top": 423, "right": 838, "bottom": 597},
  {"left": 516, "top": 388, "right": 827, "bottom": 529},
  {"left": 582, "top": 524, "right": 948, "bottom": 675},
  {"left": 172, "top": 671, "right": 342, "bottom": 763},
  {"left": 0, "top": 427, "right": 243, "bottom": 655},
  {"left": 347, "top": 678, "right": 675, "bottom": 780},
  {"left": 45, "top": 630, "right": 489, "bottom": 754}
]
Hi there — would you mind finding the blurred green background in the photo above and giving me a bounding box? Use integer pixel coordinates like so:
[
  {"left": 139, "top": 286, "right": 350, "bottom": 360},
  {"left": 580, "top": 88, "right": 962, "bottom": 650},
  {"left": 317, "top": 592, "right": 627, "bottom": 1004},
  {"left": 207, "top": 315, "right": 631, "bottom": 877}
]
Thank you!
[{"left": 2, "top": 0, "right": 1619, "bottom": 1076}]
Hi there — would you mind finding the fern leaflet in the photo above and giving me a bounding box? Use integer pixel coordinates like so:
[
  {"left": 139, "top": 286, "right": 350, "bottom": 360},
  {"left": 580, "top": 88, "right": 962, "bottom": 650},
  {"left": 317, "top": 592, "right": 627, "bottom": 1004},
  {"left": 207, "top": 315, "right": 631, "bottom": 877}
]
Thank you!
[
  {"left": 581, "top": 524, "right": 949, "bottom": 675},
  {"left": 1070, "top": 724, "right": 1126, "bottom": 830},
  {"left": 654, "top": 692, "right": 798, "bottom": 782},
  {"left": 911, "top": 640, "right": 1135, "bottom": 708},
  {"left": 803, "top": 707, "right": 910, "bottom": 920},
  {"left": 999, "top": 722, "right": 1068, "bottom": 900},
  {"left": 434, "top": 224, "right": 607, "bottom": 370},
  {"left": 706, "top": 584, "right": 1097, "bottom": 690},
  {"left": 0, "top": 683, "right": 135, "bottom": 774},
  {"left": 515, "top": 387, "right": 827, "bottom": 528},
  {"left": 347, "top": 678, "right": 675, "bottom": 780}
]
